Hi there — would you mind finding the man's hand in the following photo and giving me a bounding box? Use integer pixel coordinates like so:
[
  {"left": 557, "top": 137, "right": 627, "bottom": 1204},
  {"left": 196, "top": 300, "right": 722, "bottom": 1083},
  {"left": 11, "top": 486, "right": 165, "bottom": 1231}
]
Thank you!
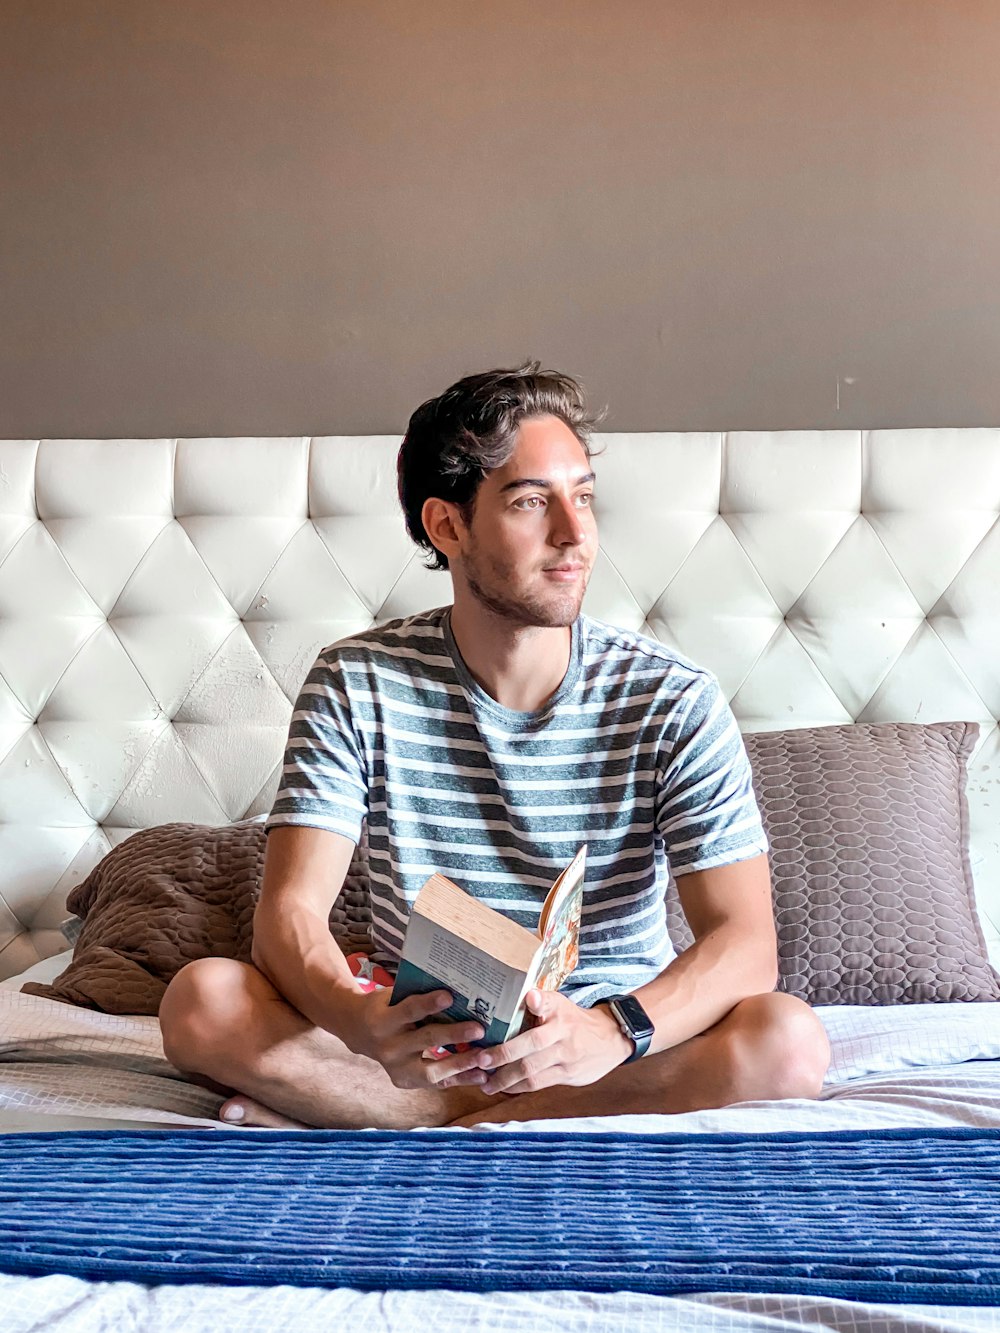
[
  {"left": 337, "top": 987, "right": 492, "bottom": 1091},
  {"left": 439, "top": 989, "right": 632, "bottom": 1096}
]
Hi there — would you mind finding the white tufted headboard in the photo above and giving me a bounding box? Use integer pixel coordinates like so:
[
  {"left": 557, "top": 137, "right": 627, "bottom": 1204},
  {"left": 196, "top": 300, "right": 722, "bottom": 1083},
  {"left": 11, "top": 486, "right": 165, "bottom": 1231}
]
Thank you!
[{"left": 1, "top": 430, "right": 998, "bottom": 979}]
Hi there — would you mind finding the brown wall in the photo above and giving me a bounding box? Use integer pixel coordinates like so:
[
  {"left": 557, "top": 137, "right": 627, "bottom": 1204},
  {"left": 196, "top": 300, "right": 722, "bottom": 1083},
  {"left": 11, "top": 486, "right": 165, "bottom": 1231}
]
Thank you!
[{"left": 2, "top": 0, "right": 999, "bottom": 436}]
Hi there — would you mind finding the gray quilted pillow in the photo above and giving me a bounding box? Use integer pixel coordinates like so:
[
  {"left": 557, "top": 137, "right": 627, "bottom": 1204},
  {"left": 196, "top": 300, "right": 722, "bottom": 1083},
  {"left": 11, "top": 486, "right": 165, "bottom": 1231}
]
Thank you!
[{"left": 667, "top": 720, "right": 999, "bottom": 1005}]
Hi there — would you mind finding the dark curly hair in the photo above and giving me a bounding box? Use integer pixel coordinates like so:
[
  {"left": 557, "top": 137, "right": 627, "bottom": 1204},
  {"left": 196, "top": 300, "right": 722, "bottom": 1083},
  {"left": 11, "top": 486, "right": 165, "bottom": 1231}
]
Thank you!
[{"left": 397, "top": 362, "right": 602, "bottom": 571}]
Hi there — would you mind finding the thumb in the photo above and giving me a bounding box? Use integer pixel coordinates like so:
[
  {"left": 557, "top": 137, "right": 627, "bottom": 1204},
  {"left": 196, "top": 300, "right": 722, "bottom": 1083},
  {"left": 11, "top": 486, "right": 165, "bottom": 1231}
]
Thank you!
[{"left": 525, "top": 987, "right": 550, "bottom": 1016}]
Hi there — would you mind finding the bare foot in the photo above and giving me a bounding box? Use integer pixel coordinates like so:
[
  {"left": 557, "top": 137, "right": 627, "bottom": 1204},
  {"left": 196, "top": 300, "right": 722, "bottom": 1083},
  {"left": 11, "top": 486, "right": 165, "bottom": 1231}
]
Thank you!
[{"left": 219, "top": 1095, "right": 310, "bottom": 1129}]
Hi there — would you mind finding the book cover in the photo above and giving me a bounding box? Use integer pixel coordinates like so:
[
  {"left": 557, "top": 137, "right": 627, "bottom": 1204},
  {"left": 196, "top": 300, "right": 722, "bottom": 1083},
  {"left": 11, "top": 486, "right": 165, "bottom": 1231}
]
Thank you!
[{"left": 389, "top": 846, "right": 587, "bottom": 1048}]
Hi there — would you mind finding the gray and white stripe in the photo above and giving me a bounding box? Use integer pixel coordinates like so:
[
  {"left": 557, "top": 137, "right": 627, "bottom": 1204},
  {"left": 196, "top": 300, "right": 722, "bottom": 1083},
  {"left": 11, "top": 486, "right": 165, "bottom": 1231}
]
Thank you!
[{"left": 267, "top": 607, "right": 767, "bottom": 1005}]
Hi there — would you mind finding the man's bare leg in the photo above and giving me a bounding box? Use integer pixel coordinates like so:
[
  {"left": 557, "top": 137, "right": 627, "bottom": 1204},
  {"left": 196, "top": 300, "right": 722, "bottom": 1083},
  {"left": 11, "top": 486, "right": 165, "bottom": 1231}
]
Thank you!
[
  {"left": 159, "top": 958, "right": 484, "bottom": 1129},
  {"left": 452, "top": 990, "right": 830, "bottom": 1127},
  {"left": 160, "top": 959, "right": 830, "bottom": 1129}
]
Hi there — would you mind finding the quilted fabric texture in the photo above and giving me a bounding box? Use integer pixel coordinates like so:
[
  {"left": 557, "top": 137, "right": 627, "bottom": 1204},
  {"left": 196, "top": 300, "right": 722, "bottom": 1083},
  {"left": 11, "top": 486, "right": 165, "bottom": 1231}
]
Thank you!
[
  {"left": 4, "top": 1127, "right": 1000, "bottom": 1302},
  {"left": 22, "top": 821, "right": 373, "bottom": 1014},
  {"left": 667, "top": 721, "right": 1000, "bottom": 1004}
]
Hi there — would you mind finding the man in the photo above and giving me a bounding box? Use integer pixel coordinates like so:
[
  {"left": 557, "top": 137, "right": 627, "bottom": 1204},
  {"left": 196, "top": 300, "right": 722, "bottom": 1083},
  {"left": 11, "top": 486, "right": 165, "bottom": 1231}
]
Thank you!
[{"left": 160, "top": 364, "right": 830, "bottom": 1128}]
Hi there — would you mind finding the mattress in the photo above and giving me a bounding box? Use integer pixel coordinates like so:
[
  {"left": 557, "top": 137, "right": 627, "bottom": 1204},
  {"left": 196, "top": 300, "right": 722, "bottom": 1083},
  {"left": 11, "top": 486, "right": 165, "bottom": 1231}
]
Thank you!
[{"left": 1, "top": 955, "right": 1000, "bottom": 1330}]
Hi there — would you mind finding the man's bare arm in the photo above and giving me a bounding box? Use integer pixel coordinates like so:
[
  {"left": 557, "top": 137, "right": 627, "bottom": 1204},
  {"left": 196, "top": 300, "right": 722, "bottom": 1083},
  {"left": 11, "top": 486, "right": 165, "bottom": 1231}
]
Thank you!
[
  {"left": 629, "top": 851, "right": 777, "bottom": 1054},
  {"left": 250, "top": 826, "right": 493, "bottom": 1088},
  {"left": 250, "top": 825, "right": 363, "bottom": 1032}
]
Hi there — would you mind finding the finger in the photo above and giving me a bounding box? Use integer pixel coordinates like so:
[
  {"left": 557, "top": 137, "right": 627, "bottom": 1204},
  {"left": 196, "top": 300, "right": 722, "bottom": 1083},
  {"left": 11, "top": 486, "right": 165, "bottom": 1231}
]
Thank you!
[
  {"left": 486, "top": 1072, "right": 557, "bottom": 1097},
  {"left": 477, "top": 1043, "right": 561, "bottom": 1094},
  {"left": 395, "top": 990, "right": 454, "bottom": 1024},
  {"left": 436, "top": 1068, "right": 491, "bottom": 1089},
  {"left": 398, "top": 1019, "right": 485, "bottom": 1057},
  {"left": 482, "top": 1059, "right": 562, "bottom": 1097},
  {"left": 475, "top": 1023, "right": 550, "bottom": 1073},
  {"left": 524, "top": 987, "right": 570, "bottom": 1021},
  {"left": 422, "top": 1048, "right": 492, "bottom": 1088},
  {"left": 478, "top": 1062, "right": 529, "bottom": 1095}
]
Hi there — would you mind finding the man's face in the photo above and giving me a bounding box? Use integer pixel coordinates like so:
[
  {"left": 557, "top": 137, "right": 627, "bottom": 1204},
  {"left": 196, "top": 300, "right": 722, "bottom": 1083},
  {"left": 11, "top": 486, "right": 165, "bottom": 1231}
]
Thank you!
[{"left": 452, "top": 414, "right": 598, "bottom": 627}]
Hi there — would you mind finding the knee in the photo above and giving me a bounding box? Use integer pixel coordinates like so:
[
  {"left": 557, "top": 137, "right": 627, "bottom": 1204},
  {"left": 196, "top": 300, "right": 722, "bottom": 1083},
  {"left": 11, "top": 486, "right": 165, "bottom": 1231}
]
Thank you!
[
  {"left": 724, "top": 992, "right": 831, "bottom": 1101},
  {"left": 159, "top": 958, "right": 256, "bottom": 1073}
]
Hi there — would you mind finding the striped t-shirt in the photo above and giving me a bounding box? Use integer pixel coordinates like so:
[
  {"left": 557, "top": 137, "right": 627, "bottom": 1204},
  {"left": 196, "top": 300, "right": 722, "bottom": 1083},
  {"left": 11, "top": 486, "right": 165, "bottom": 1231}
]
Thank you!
[{"left": 266, "top": 607, "right": 767, "bottom": 1005}]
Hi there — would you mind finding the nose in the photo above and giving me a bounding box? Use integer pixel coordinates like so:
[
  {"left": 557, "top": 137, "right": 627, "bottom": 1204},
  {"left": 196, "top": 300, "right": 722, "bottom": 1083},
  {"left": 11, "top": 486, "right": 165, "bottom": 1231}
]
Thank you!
[{"left": 549, "top": 495, "right": 588, "bottom": 547}]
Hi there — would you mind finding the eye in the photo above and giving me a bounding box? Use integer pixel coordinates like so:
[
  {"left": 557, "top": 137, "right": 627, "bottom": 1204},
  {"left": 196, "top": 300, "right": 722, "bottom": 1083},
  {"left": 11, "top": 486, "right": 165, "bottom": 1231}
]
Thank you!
[
  {"left": 514, "top": 495, "right": 545, "bottom": 510},
  {"left": 575, "top": 492, "right": 594, "bottom": 508}
]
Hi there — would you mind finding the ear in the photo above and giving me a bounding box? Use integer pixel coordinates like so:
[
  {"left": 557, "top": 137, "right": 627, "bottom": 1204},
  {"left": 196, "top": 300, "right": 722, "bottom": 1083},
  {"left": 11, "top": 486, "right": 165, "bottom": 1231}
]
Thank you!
[{"left": 421, "top": 497, "right": 468, "bottom": 564}]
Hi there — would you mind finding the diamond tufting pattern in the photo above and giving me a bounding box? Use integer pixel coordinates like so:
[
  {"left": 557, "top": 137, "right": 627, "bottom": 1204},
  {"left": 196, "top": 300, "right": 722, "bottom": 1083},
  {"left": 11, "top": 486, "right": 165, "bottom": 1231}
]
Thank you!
[{"left": 0, "top": 430, "right": 998, "bottom": 979}]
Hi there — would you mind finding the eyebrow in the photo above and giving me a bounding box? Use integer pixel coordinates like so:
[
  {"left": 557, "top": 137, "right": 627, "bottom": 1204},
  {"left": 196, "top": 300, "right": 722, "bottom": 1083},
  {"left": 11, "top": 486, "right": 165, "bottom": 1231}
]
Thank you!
[{"left": 497, "top": 472, "right": 596, "bottom": 495}]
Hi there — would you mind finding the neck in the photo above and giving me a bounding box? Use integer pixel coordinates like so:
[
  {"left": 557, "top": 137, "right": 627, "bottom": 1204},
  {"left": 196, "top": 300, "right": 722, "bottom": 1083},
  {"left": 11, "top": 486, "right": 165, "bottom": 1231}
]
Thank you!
[{"left": 448, "top": 600, "right": 574, "bottom": 713}]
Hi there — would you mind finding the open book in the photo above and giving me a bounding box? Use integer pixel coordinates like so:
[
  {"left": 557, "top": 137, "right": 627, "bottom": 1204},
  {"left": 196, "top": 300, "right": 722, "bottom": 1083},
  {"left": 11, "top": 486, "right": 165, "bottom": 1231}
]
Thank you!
[{"left": 388, "top": 846, "right": 587, "bottom": 1048}]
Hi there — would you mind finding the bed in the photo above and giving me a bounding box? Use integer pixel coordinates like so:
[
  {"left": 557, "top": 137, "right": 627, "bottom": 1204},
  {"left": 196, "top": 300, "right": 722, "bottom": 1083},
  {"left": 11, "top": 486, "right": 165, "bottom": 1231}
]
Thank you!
[{"left": 1, "top": 427, "right": 999, "bottom": 1331}]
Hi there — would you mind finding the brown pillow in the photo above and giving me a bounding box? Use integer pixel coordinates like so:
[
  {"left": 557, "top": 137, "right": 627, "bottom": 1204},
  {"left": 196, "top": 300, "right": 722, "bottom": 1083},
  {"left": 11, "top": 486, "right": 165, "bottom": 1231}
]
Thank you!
[
  {"left": 666, "top": 720, "right": 999, "bottom": 1004},
  {"left": 22, "top": 820, "right": 373, "bottom": 1015}
]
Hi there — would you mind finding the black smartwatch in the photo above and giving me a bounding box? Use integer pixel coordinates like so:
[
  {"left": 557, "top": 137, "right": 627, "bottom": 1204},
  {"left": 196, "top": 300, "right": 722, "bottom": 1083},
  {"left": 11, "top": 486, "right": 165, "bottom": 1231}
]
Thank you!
[{"left": 602, "top": 993, "right": 655, "bottom": 1064}]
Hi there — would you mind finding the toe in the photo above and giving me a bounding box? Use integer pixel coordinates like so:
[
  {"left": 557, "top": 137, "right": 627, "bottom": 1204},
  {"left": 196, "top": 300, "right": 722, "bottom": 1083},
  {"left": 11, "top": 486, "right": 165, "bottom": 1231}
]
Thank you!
[{"left": 219, "top": 1096, "right": 310, "bottom": 1129}]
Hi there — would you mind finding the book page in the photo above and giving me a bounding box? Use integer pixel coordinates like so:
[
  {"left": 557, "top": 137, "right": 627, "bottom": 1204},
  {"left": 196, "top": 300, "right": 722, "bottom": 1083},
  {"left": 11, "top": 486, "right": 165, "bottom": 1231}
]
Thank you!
[
  {"left": 533, "top": 845, "right": 587, "bottom": 993},
  {"left": 425, "top": 929, "right": 512, "bottom": 1010}
]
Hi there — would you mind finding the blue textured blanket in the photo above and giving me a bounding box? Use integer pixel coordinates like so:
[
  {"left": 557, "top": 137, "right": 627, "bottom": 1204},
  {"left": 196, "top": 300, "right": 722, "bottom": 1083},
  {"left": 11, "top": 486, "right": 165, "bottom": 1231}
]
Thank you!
[{"left": 1, "top": 1126, "right": 999, "bottom": 1303}]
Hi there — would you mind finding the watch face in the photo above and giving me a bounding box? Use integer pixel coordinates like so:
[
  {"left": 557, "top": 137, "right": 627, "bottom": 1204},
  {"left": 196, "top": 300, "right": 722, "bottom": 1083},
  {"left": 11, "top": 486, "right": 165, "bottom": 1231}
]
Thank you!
[{"left": 610, "top": 994, "right": 654, "bottom": 1040}]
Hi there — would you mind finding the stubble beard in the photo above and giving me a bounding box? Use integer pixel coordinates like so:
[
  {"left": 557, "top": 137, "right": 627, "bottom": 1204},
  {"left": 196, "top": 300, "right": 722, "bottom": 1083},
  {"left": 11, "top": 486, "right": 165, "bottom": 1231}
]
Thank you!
[{"left": 465, "top": 558, "right": 588, "bottom": 628}]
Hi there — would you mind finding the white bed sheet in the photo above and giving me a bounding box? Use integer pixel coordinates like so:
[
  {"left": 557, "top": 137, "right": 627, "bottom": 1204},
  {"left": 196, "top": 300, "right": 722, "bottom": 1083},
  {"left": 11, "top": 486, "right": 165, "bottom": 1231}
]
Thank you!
[
  {"left": 4, "top": 1275, "right": 998, "bottom": 1333},
  {"left": 2, "top": 971, "right": 1000, "bottom": 1332}
]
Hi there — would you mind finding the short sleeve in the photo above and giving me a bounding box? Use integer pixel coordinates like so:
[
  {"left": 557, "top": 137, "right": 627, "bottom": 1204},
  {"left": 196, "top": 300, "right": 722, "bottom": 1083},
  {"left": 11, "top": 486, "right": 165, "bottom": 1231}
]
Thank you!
[
  {"left": 265, "top": 650, "right": 369, "bottom": 843},
  {"left": 655, "top": 673, "right": 767, "bottom": 875}
]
